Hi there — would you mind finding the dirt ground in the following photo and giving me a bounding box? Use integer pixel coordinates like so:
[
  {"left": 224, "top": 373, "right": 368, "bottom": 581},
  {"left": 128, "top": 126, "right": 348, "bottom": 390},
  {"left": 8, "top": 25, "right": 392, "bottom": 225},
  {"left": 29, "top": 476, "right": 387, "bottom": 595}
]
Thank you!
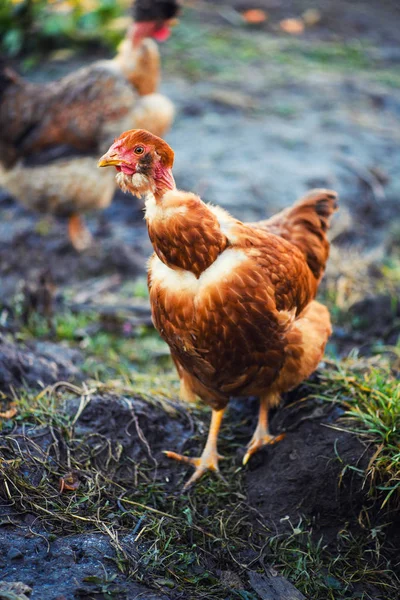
[{"left": 0, "top": 0, "right": 400, "bottom": 599}]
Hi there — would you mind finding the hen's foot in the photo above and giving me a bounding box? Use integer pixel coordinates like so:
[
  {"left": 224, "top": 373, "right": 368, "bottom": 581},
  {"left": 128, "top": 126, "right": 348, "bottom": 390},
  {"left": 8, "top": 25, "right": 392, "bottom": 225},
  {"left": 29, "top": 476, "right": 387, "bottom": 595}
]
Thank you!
[
  {"left": 164, "top": 448, "right": 225, "bottom": 490},
  {"left": 243, "top": 431, "right": 285, "bottom": 466},
  {"left": 164, "top": 408, "right": 226, "bottom": 490}
]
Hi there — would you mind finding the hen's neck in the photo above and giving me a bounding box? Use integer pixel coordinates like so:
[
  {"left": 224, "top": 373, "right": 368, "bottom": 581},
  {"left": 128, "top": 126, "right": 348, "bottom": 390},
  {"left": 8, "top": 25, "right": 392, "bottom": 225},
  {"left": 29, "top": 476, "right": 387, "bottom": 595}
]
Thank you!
[
  {"left": 145, "top": 191, "right": 228, "bottom": 278},
  {"left": 153, "top": 163, "right": 176, "bottom": 202}
]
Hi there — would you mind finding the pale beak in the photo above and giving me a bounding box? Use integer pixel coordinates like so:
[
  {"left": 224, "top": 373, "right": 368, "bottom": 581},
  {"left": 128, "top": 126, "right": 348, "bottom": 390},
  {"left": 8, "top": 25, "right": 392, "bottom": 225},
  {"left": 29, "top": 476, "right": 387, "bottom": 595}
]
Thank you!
[{"left": 98, "top": 152, "right": 124, "bottom": 168}]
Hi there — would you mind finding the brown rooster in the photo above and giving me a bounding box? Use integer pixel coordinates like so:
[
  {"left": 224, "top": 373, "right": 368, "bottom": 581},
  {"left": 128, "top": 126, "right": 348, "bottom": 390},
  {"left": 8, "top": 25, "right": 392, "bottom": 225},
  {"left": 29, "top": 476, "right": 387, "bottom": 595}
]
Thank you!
[
  {"left": 99, "top": 130, "right": 337, "bottom": 489},
  {"left": 0, "top": 38, "right": 174, "bottom": 250}
]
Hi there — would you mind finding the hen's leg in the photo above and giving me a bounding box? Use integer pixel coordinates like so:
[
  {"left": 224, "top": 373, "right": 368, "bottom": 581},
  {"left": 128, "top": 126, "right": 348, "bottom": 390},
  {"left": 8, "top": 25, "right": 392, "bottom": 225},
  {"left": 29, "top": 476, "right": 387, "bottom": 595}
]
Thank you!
[
  {"left": 179, "top": 374, "right": 197, "bottom": 403},
  {"left": 172, "top": 356, "right": 197, "bottom": 403},
  {"left": 68, "top": 214, "right": 93, "bottom": 252},
  {"left": 164, "top": 408, "right": 225, "bottom": 490},
  {"left": 243, "top": 393, "right": 285, "bottom": 465}
]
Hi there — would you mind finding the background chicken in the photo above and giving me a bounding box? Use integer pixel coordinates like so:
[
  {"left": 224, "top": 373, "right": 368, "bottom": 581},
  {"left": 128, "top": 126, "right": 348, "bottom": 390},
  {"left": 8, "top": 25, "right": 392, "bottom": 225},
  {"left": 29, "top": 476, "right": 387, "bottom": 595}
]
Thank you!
[
  {"left": 0, "top": 36, "right": 174, "bottom": 250},
  {"left": 99, "top": 129, "right": 338, "bottom": 489}
]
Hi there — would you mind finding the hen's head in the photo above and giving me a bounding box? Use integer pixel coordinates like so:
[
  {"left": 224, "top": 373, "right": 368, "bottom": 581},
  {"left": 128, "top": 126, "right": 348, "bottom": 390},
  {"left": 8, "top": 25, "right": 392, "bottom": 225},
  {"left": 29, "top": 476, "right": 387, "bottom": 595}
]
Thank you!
[
  {"left": 131, "top": 1, "right": 179, "bottom": 47},
  {"left": 131, "top": 21, "right": 173, "bottom": 47},
  {"left": 98, "top": 129, "right": 175, "bottom": 199}
]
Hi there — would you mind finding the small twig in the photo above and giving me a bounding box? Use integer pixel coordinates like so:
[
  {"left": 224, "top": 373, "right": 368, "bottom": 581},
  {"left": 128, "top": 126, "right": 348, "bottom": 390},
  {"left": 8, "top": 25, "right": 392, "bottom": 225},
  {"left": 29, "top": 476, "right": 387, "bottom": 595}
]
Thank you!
[
  {"left": 38, "top": 381, "right": 92, "bottom": 400},
  {"left": 123, "top": 400, "right": 158, "bottom": 469},
  {"left": 49, "top": 425, "right": 62, "bottom": 464},
  {"left": 28, "top": 523, "right": 50, "bottom": 553}
]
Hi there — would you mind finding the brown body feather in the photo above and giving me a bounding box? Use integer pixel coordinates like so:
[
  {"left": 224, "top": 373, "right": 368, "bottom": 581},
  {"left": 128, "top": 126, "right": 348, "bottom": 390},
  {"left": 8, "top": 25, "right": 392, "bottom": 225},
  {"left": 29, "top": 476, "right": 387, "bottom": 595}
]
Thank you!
[{"left": 147, "top": 189, "right": 337, "bottom": 410}]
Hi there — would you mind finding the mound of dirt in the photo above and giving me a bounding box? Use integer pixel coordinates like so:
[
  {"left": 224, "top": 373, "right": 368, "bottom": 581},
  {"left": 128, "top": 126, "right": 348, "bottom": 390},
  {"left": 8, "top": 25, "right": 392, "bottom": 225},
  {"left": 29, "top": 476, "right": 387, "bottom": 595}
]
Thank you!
[
  {"left": 68, "top": 394, "right": 191, "bottom": 485},
  {"left": 0, "top": 385, "right": 388, "bottom": 599},
  {"left": 0, "top": 335, "right": 82, "bottom": 393},
  {"left": 245, "top": 396, "right": 371, "bottom": 540}
]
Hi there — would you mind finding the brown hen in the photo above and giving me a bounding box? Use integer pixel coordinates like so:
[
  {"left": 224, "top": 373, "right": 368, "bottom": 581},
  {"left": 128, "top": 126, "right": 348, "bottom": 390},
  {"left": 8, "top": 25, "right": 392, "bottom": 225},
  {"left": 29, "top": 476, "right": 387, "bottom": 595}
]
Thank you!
[
  {"left": 0, "top": 39, "right": 174, "bottom": 250},
  {"left": 99, "top": 129, "right": 337, "bottom": 489}
]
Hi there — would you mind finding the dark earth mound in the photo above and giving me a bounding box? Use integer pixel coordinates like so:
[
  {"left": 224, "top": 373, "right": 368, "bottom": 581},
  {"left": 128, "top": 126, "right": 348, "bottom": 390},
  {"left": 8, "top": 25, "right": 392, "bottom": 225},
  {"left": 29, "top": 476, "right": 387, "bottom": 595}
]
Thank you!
[
  {"left": 0, "top": 394, "right": 190, "bottom": 600},
  {"left": 0, "top": 335, "right": 82, "bottom": 394},
  {"left": 67, "top": 394, "right": 191, "bottom": 485},
  {"left": 245, "top": 398, "right": 369, "bottom": 540}
]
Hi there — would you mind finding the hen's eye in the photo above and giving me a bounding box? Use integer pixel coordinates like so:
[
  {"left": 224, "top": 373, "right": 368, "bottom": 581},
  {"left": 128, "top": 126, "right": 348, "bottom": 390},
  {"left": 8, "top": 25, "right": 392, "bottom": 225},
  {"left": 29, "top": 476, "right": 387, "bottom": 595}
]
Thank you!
[{"left": 134, "top": 146, "right": 144, "bottom": 155}]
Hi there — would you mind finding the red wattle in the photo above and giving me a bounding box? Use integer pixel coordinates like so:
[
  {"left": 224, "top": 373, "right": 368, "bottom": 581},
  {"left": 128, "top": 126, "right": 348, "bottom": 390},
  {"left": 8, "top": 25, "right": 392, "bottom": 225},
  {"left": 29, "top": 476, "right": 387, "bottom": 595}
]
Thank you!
[
  {"left": 152, "top": 25, "right": 171, "bottom": 42},
  {"left": 132, "top": 22, "right": 171, "bottom": 46},
  {"left": 121, "top": 164, "right": 136, "bottom": 175}
]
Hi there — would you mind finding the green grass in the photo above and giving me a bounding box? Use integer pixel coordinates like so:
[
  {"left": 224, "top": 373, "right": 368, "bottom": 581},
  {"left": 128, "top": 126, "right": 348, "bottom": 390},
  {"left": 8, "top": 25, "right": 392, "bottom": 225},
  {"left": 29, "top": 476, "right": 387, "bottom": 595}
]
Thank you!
[
  {"left": 2, "top": 287, "right": 400, "bottom": 599},
  {"left": 268, "top": 522, "right": 398, "bottom": 600},
  {"left": 0, "top": 382, "right": 254, "bottom": 598},
  {"left": 283, "top": 40, "right": 371, "bottom": 69},
  {"left": 315, "top": 362, "right": 400, "bottom": 509}
]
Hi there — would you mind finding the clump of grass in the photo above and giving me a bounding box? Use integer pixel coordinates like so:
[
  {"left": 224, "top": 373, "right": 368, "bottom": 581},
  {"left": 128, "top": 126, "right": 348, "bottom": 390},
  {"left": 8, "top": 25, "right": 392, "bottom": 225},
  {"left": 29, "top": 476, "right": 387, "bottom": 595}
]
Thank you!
[
  {"left": 268, "top": 519, "right": 398, "bottom": 600},
  {"left": 19, "top": 309, "right": 98, "bottom": 341},
  {"left": 316, "top": 360, "right": 400, "bottom": 509},
  {"left": 12, "top": 298, "right": 172, "bottom": 377}
]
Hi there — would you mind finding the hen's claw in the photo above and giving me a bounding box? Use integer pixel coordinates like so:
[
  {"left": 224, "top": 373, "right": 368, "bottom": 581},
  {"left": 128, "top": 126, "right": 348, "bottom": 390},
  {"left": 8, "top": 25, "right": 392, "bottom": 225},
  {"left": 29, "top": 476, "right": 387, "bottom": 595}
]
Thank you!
[
  {"left": 163, "top": 449, "right": 225, "bottom": 490},
  {"left": 243, "top": 432, "right": 285, "bottom": 466},
  {"left": 164, "top": 408, "right": 226, "bottom": 490}
]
